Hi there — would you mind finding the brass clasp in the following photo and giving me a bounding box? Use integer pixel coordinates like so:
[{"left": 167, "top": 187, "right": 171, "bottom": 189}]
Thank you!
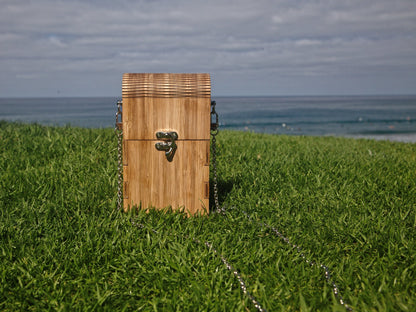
[{"left": 155, "top": 131, "right": 178, "bottom": 162}]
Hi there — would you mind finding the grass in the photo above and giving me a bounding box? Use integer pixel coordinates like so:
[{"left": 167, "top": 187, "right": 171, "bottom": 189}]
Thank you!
[{"left": 0, "top": 120, "right": 415, "bottom": 311}]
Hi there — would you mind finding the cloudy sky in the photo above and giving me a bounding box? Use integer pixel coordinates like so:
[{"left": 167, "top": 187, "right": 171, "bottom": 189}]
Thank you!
[{"left": 1, "top": 0, "right": 415, "bottom": 97}]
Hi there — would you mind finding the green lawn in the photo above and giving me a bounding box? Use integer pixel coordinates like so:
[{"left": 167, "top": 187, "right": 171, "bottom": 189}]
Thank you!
[{"left": 1, "top": 121, "right": 415, "bottom": 311}]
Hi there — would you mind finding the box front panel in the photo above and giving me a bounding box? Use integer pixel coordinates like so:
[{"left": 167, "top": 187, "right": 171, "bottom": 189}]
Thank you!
[{"left": 123, "top": 140, "right": 210, "bottom": 214}]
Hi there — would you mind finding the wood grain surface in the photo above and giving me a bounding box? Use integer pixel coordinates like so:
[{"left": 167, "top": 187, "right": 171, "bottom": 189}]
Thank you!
[{"left": 122, "top": 73, "right": 211, "bottom": 215}]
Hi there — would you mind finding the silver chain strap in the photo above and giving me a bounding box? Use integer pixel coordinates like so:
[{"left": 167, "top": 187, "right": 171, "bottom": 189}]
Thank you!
[
  {"left": 115, "top": 100, "right": 352, "bottom": 311},
  {"left": 210, "top": 101, "right": 267, "bottom": 311},
  {"left": 131, "top": 218, "right": 267, "bottom": 312},
  {"left": 210, "top": 101, "right": 221, "bottom": 213},
  {"left": 199, "top": 239, "right": 267, "bottom": 312},
  {"left": 244, "top": 210, "right": 353, "bottom": 311},
  {"left": 209, "top": 100, "right": 352, "bottom": 311}
]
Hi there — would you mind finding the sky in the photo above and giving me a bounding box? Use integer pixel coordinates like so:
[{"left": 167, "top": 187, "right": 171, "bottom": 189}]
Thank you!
[{"left": 1, "top": 0, "right": 416, "bottom": 97}]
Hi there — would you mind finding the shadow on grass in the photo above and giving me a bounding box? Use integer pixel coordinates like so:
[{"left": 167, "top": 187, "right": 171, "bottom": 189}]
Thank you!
[{"left": 209, "top": 177, "right": 239, "bottom": 213}]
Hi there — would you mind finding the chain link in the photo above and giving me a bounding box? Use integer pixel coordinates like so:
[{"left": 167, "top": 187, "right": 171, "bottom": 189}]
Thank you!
[
  {"left": 210, "top": 101, "right": 221, "bottom": 213},
  {"left": 209, "top": 100, "right": 352, "bottom": 311},
  {"left": 242, "top": 211, "right": 354, "bottom": 311},
  {"left": 201, "top": 239, "right": 267, "bottom": 312},
  {"left": 132, "top": 219, "right": 267, "bottom": 312},
  {"left": 115, "top": 100, "right": 123, "bottom": 211},
  {"left": 210, "top": 101, "right": 266, "bottom": 311}
]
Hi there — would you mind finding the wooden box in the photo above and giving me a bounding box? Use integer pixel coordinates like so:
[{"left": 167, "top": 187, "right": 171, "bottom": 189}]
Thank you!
[{"left": 122, "top": 73, "right": 211, "bottom": 215}]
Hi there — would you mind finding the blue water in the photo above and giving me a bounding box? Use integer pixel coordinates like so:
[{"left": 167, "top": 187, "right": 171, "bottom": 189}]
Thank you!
[
  {"left": 1, "top": 96, "right": 416, "bottom": 141},
  {"left": 0, "top": 97, "right": 116, "bottom": 129},
  {"left": 217, "top": 96, "right": 416, "bottom": 138}
]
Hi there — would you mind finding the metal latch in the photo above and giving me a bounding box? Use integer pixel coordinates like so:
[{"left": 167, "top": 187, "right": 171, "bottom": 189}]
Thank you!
[{"left": 155, "top": 131, "right": 178, "bottom": 162}]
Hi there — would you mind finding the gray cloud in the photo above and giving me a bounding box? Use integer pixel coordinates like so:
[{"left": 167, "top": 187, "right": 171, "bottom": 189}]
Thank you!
[{"left": 1, "top": 0, "right": 415, "bottom": 96}]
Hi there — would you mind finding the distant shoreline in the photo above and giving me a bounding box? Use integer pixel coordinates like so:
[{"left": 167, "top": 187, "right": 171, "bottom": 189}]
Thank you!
[
  {"left": 344, "top": 133, "right": 416, "bottom": 143},
  {"left": 1, "top": 95, "right": 415, "bottom": 143},
  {"left": 1, "top": 119, "right": 415, "bottom": 143}
]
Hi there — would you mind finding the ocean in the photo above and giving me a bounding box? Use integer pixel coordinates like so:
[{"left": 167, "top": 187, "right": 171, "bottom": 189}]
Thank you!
[{"left": 1, "top": 95, "right": 416, "bottom": 142}]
